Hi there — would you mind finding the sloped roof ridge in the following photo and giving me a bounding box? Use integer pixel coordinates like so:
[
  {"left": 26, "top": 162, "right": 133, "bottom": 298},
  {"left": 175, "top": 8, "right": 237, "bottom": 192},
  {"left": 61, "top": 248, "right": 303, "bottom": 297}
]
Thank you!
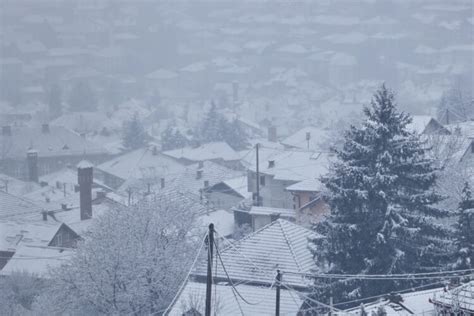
[{"left": 278, "top": 219, "right": 303, "bottom": 273}]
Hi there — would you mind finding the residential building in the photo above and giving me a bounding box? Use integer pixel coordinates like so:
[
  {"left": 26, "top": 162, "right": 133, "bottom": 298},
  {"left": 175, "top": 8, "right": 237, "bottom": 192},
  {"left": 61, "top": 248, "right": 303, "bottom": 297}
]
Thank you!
[
  {"left": 167, "top": 219, "right": 321, "bottom": 315},
  {"left": 0, "top": 124, "right": 110, "bottom": 180},
  {"left": 286, "top": 179, "right": 329, "bottom": 227}
]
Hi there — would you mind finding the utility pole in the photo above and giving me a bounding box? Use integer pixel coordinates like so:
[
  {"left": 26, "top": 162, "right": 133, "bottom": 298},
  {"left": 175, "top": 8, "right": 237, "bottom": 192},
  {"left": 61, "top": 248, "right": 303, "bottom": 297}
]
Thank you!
[
  {"left": 329, "top": 276, "right": 334, "bottom": 316},
  {"left": 205, "top": 223, "right": 214, "bottom": 316},
  {"left": 275, "top": 270, "right": 281, "bottom": 316},
  {"left": 255, "top": 143, "right": 260, "bottom": 206}
]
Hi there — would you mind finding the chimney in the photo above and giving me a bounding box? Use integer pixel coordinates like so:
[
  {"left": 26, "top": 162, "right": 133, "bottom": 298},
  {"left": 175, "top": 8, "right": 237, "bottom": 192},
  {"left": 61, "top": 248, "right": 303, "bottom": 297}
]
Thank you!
[
  {"left": 41, "top": 123, "right": 50, "bottom": 134},
  {"left": 196, "top": 170, "right": 203, "bottom": 180},
  {"left": 198, "top": 161, "right": 204, "bottom": 169},
  {"left": 268, "top": 126, "right": 277, "bottom": 142},
  {"left": 2, "top": 126, "right": 11, "bottom": 136},
  {"left": 204, "top": 180, "right": 209, "bottom": 188},
  {"left": 160, "top": 177, "right": 165, "bottom": 189},
  {"left": 152, "top": 146, "right": 158, "bottom": 156},
  {"left": 77, "top": 160, "right": 93, "bottom": 220},
  {"left": 42, "top": 211, "right": 47, "bottom": 221},
  {"left": 26, "top": 149, "right": 39, "bottom": 182},
  {"left": 268, "top": 160, "right": 275, "bottom": 168}
]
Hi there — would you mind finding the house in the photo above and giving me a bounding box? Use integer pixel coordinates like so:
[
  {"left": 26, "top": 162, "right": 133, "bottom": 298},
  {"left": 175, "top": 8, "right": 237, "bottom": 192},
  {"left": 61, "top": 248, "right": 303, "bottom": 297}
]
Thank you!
[
  {"left": 286, "top": 179, "right": 329, "bottom": 227},
  {"left": 0, "top": 124, "right": 110, "bottom": 180},
  {"left": 343, "top": 287, "right": 444, "bottom": 315},
  {"left": 163, "top": 142, "right": 242, "bottom": 170},
  {"left": 247, "top": 205, "right": 295, "bottom": 231},
  {"left": 205, "top": 176, "right": 251, "bottom": 211},
  {"left": 167, "top": 219, "right": 320, "bottom": 315},
  {"left": 281, "top": 126, "right": 331, "bottom": 152},
  {"left": 407, "top": 115, "right": 451, "bottom": 135},
  {"left": 431, "top": 281, "right": 474, "bottom": 315},
  {"left": 95, "top": 146, "right": 186, "bottom": 189},
  {"left": 246, "top": 149, "right": 332, "bottom": 209}
]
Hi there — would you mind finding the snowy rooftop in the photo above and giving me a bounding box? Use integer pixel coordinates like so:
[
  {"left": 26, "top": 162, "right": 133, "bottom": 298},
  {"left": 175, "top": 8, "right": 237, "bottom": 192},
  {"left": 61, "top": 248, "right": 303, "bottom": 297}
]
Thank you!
[
  {"left": 281, "top": 126, "right": 331, "bottom": 152},
  {"left": 0, "top": 245, "right": 73, "bottom": 277},
  {"left": 406, "top": 115, "right": 435, "bottom": 134},
  {"left": 286, "top": 179, "right": 323, "bottom": 192},
  {"left": 247, "top": 149, "right": 332, "bottom": 182},
  {"left": 0, "top": 173, "right": 40, "bottom": 197},
  {"left": 163, "top": 142, "right": 240, "bottom": 162},
  {"left": 0, "top": 220, "right": 63, "bottom": 251},
  {"left": 345, "top": 287, "right": 444, "bottom": 315},
  {"left": 167, "top": 281, "right": 303, "bottom": 316},
  {"left": 193, "top": 219, "right": 320, "bottom": 287},
  {"left": 96, "top": 147, "right": 186, "bottom": 182},
  {"left": 432, "top": 281, "right": 474, "bottom": 313},
  {"left": 0, "top": 125, "right": 108, "bottom": 159},
  {"left": 249, "top": 206, "right": 295, "bottom": 218},
  {"left": 0, "top": 191, "right": 44, "bottom": 220}
]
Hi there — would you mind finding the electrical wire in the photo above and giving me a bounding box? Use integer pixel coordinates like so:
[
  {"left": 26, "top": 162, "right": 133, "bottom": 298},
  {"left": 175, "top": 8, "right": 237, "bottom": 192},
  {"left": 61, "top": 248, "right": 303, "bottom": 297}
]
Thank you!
[{"left": 162, "top": 232, "right": 207, "bottom": 315}]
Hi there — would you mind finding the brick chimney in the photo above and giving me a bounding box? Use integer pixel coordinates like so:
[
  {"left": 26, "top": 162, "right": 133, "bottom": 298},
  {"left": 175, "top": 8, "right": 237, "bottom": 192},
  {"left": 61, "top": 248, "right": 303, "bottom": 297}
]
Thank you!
[
  {"left": 77, "top": 160, "right": 93, "bottom": 220},
  {"left": 2, "top": 126, "right": 11, "bottom": 136},
  {"left": 268, "top": 126, "right": 277, "bottom": 142},
  {"left": 41, "top": 123, "right": 50, "bottom": 134},
  {"left": 26, "top": 149, "right": 39, "bottom": 182}
]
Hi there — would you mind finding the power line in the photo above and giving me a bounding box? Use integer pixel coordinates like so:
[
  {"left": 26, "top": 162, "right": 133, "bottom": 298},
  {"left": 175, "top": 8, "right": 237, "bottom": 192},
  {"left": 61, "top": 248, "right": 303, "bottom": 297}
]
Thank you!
[{"left": 162, "top": 233, "right": 207, "bottom": 315}]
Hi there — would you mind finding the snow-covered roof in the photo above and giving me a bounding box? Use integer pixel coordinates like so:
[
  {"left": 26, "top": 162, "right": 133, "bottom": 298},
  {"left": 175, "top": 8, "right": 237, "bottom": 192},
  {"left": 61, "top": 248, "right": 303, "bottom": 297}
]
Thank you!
[
  {"left": 0, "top": 245, "right": 73, "bottom": 277},
  {"left": 193, "top": 219, "right": 320, "bottom": 287},
  {"left": 432, "top": 281, "right": 474, "bottom": 313},
  {"left": 446, "top": 121, "right": 474, "bottom": 138},
  {"left": 286, "top": 179, "right": 323, "bottom": 192},
  {"left": 249, "top": 206, "right": 295, "bottom": 219},
  {"left": 406, "top": 115, "right": 435, "bottom": 134},
  {"left": 0, "top": 191, "right": 44, "bottom": 220},
  {"left": 163, "top": 142, "right": 240, "bottom": 162},
  {"left": 96, "top": 147, "right": 186, "bottom": 182},
  {"left": 51, "top": 112, "right": 119, "bottom": 134},
  {"left": 247, "top": 149, "right": 332, "bottom": 182},
  {"left": 167, "top": 281, "right": 303, "bottom": 316},
  {"left": 345, "top": 287, "right": 444, "bottom": 315},
  {"left": 0, "top": 125, "right": 109, "bottom": 159},
  {"left": 323, "top": 32, "right": 368, "bottom": 45},
  {"left": 0, "top": 220, "right": 63, "bottom": 251},
  {"left": 281, "top": 126, "right": 331, "bottom": 152},
  {"left": 0, "top": 173, "right": 40, "bottom": 196},
  {"left": 218, "top": 176, "right": 251, "bottom": 199}
]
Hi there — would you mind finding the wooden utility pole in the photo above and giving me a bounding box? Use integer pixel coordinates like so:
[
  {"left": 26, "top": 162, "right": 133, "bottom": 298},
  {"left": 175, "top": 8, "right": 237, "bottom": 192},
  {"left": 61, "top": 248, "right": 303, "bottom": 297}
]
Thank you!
[
  {"left": 275, "top": 269, "right": 281, "bottom": 316},
  {"left": 255, "top": 143, "right": 260, "bottom": 206},
  {"left": 205, "top": 223, "right": 214, "bottom": 316}
]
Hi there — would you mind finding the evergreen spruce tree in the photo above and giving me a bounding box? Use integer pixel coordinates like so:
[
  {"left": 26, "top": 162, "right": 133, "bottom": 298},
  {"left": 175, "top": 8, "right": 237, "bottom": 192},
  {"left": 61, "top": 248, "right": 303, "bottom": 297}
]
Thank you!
[
  {"left": 198, "top": 102, "right": 226, "bottom": 143},
  {"left": 310, "top": 85, "right": 449, "bottom": 306},
  {"left": 452, "top": 182, "right": 474, "bottom": 271},
  {"left": 223, "top": 119, "right": 249, "bottom": 150},
  {"left": 122, "top": 113, "right": 148, "bottom": 150},
  {"left": 47, "top": 84, "right": 62, "bottom": 119},
  {"left": 161, "top": 124, "right": 188, "bottom": 151}
]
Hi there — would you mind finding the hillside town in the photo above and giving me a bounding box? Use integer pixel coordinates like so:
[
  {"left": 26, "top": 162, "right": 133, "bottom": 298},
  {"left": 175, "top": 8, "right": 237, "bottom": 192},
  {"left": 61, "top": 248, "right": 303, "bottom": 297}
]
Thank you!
[{"left": 0, "top": 0, "right": 473, "bottom": 315}]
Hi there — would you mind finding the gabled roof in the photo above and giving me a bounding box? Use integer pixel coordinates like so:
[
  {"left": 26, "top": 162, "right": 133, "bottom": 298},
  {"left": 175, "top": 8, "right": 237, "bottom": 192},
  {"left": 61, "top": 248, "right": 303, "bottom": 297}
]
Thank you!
[
  {"left": 96, "top": 147, "right": 186, "bottom": 182},
  {"left": 163, "top": 142, "right": 240, "bottom": 162},
  {"left": 193, "top": 219, "right": 320, "bottom": 287},
  {"left": 167, "top": 281, "right": 303, "bottom": 316},
  {"left": 0, "top": 220, "right": 63, "bottom": 251},
  {"left": 206, "top": 176, "right": 250, "bottom": 199}
]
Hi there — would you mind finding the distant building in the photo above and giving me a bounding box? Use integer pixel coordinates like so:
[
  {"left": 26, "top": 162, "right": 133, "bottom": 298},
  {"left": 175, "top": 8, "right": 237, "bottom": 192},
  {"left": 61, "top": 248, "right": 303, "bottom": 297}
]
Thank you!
[{"left": 0, "top": 124, "right": 110, "bottom": 180}]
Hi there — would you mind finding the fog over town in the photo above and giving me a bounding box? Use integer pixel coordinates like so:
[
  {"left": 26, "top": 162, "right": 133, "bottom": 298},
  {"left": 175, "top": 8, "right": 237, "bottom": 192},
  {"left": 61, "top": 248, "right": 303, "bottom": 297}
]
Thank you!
[{"left": 0, "top": 0, "right": 473, "bottom": 315}]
